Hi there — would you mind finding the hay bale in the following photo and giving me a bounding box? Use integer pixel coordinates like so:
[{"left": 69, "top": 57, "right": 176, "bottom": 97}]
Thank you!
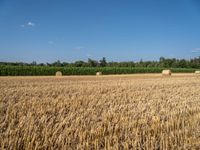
[
  {"left": 96, "top": 72, "right": 102, "bottom": 76},
  {"left": 162, "top": 70, "right": 171, "bottom": 76},
  {"left": 56, "top": 71, "right": 62, "bottom": 76},
  {"left": 195, "top": 70, "right": 200, "bottom": 74}
]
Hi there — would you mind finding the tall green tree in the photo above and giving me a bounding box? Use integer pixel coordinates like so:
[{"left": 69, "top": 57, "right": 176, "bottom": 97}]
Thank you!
[
  {"left": 88, "top": 58, "right": 98, "bottom": 67},
  {"left": 99, "top": 57, "right": 107, "bottom": 67}
]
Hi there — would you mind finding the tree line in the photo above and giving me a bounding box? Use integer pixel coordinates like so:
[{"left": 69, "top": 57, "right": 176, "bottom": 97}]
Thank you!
[{"left": 1, "top": 56, "right": 200, "bottom": 68}]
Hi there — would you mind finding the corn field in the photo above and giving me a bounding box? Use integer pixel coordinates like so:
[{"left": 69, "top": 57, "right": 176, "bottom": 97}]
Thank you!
[
  {"left": 1, "top": 74, "right": 200, "bottom": 149},
  {"left": 0, "top": 65, "right": 196, "bottom": 76}
]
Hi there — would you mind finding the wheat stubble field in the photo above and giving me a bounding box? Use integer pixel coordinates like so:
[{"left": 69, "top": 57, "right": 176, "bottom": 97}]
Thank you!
[{"left": 1, "top": 74, "right": 200, "bottom": 149}]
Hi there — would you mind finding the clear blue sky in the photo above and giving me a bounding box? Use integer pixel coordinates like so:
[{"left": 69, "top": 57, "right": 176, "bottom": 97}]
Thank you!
[{"left": 1, "top": 0, "right": 200, "bottom": 63}]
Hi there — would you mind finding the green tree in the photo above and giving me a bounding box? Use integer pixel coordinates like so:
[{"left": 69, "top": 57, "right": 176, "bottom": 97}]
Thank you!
[
  {"left": 74, "top": 61, "right": 86, "bottom": 67},
  {"left": 99, "top": 57, "right": 107, "bottom": 67},
  {"left": 31, "top": 61, "right": 37, "bottom": 66},
  {"left": 52, "top": 60, "right": 62, "bottom": 67},
  {"left": 88, "top": 58, "right": 98, "bottom": 67}
]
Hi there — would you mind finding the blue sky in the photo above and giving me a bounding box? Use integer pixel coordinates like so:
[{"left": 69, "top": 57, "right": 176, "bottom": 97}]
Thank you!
[{"left": 1, "top": 0, "right": 200, "bottom": 63}]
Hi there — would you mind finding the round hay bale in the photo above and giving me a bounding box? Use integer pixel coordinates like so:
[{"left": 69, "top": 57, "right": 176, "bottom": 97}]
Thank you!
[
  {"left": 162, "top": 70, "right": 171, "bottom": 76},
  {"left": 195, "top": 70, "right": 200, "bottom": 74},
  {"left": 56, "top": 71, "right": 62, "bottom": 76},
  {"left": 96, "top": 72, "right": 102, "bottom": 76}
]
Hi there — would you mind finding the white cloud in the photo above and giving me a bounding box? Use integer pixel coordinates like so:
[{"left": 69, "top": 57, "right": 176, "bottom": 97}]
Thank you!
[
  {"left": 191, "top": 48, "right": 200, "bottom": 53},
  {"left": 20, "top": 21, "right": 36, "bottom": 28},
  {"left": 27, "top": 21, "right": 35, "bottom": 26}
]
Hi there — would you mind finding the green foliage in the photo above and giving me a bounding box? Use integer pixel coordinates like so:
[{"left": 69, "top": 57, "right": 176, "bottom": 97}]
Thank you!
[
  {"left": 88, "top": 58, "right": 98, "bottom": 67},
  {"left": 1, "top": 56, "right": 200, "bottom": 68},
  {"left": 0, "top": 56, "right": 199, "bottom": 76},
  {"left": 99, "top": 57, "right": 107, "bottom": 67},
  {"left": 0, "top": 65, "right": 196, "bottom": 76}
]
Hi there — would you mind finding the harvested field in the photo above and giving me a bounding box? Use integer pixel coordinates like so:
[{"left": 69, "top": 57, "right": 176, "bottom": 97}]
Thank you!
[{"left": 1, "top": 74, "right": 200, "bottom": 149}]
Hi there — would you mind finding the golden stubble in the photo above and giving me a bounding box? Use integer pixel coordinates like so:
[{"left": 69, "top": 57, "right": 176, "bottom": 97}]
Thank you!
[{"left": 0, "top": 74, "right": 200, "bottom": 149}]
